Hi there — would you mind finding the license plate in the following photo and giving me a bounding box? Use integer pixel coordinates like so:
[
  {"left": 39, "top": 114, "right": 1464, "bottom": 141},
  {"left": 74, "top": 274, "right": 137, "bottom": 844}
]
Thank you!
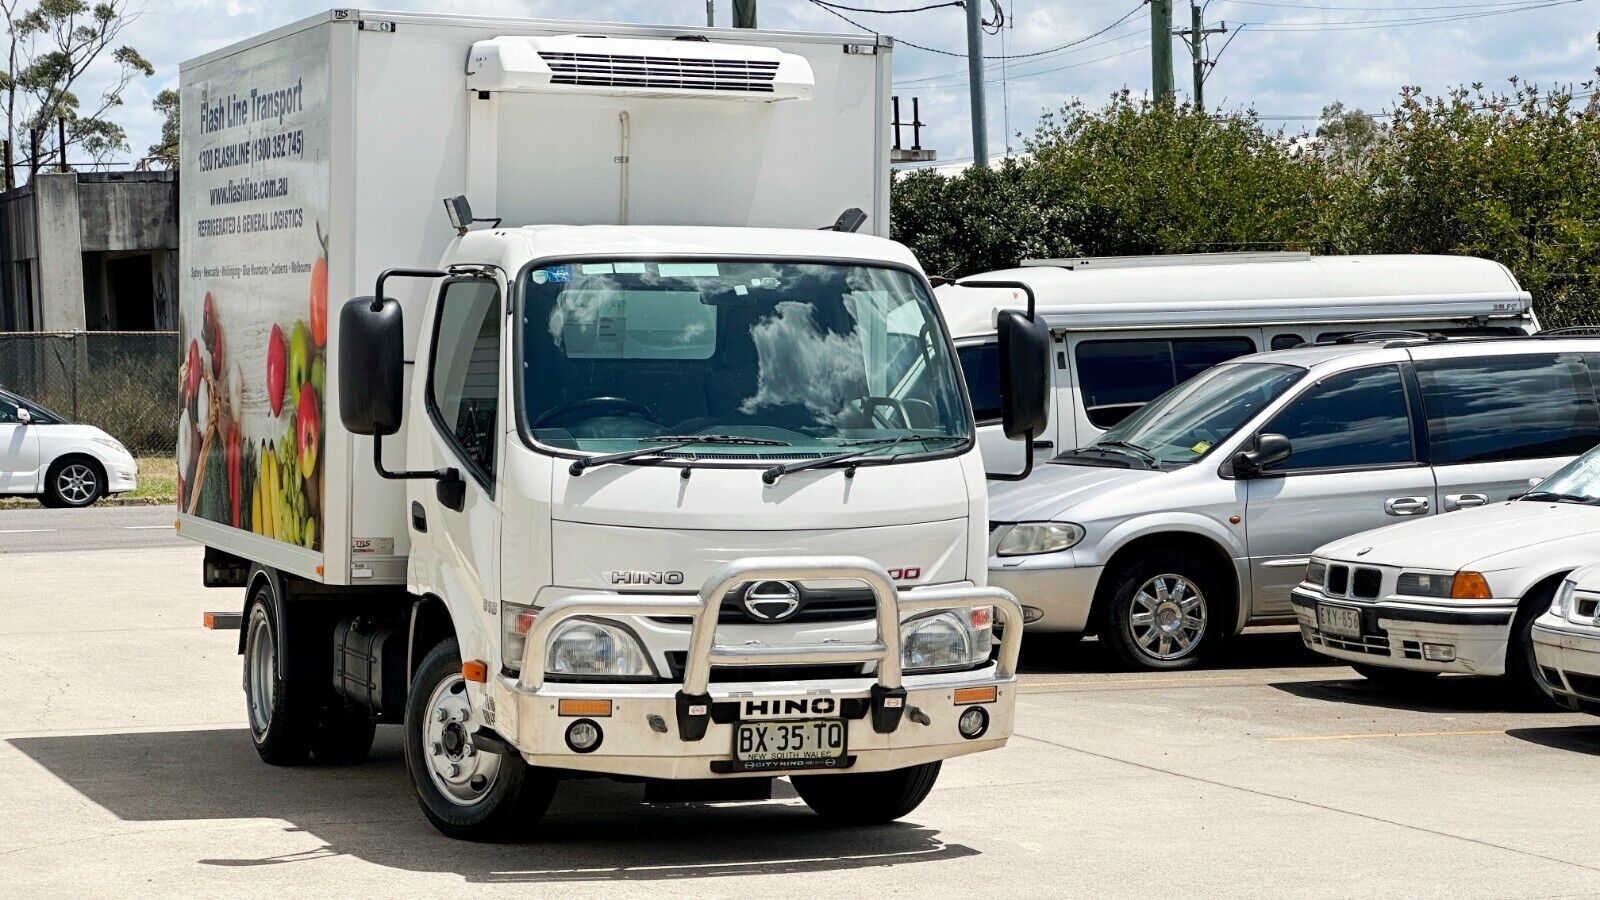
[
  {"left": 1318, "top": 604, "right": 1363, "bottom": 638},
  {"left": 732, "top": 719, "right": 847, "bottom": 771}
]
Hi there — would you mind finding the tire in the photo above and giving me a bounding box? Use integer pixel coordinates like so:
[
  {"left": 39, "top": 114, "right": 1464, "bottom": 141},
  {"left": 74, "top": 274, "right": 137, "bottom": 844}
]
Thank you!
[
  {"left": 1101, "top": 550, "right": 1226, "bottom": 671},
  {"left": 792, "top": 761, "right": 941, "bottom": 825},
  {"left": 405, "top": 638, "right": 556, "bottom": 841},
  {"left": 311, "top": 704, "right": 377, "bottom": 765},
  {"left": 1504, "top": 588, "right": 1564, "bottom": 709},
  {"left": 243, "top": 590, "right": 316, "bottom": 765},
  {"left": 44, "top": 457, "right": 105, "bottom": 508},
  {"left": 1350, "top": 663, "right": 1439, "bottom": 685}
]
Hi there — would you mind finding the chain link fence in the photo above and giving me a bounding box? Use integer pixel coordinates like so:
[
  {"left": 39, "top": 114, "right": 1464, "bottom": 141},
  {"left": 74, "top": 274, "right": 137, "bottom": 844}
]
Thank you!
[{"left": 0, "top": 331, "right": 179, "bottom": 456}]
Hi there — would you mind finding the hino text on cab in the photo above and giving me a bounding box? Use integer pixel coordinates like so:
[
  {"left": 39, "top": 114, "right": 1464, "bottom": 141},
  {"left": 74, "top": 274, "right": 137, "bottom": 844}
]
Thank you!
[{"left": 175, "top": 10, "right": 1049, "bottom": 838}]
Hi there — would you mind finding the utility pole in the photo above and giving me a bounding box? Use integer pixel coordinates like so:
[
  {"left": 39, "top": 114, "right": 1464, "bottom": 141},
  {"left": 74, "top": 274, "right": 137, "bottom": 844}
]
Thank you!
[
  {"left": 1150, "top": 0, "right": 1174, "bottom": 102},
  {"left": 733, "top": 0, "right": 755, "bottom": 28},
  {"left": 706, "top": 0, "right": 714, "bottom": 27},
  {"left": 965, "top": 0, "right": 988, "bottom": 168},
  {"left": 1175, "top": 2, "right": 1227, "bottom": 110}
]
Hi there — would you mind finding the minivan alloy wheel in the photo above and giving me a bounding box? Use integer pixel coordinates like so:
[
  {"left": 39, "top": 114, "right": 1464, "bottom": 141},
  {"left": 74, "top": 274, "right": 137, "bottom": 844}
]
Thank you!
[
  {"left": 56, "top": 463, "right": 98, "bottom": 505},
  {"left": 1129, "top": 574, "right": 1208, "bottom": 660}
]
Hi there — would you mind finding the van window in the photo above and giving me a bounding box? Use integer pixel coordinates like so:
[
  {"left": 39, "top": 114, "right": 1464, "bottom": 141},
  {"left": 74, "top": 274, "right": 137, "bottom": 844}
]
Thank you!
[
  {"left": 1415, "top": 353, "right": 1600, "bottom": 464},
  {"left": 1263, "top": 365, "right": 1414, "bottom": 471},
  {"left": 957, "top": 343, "right": 1003, "bottom": 423},
  {"left": 1077, "top": 337, "right": 1256, "bottom": 429},
  {"left": 1271, "top": 335, "right": 1305, "bottom": 350}
]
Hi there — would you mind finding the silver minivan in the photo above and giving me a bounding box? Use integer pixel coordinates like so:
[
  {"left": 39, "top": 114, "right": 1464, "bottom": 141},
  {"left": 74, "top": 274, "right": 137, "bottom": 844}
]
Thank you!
[{"left": 988, "top": 334, "right": 1600, "bottom": 669}]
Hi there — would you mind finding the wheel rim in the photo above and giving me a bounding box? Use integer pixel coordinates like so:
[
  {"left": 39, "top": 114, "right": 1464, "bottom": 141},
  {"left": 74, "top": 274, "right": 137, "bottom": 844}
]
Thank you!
[
  {"left": 246, "top": 612, "right": 274, "bottom": 735},
  {"left": 1129, "top": 573, "right": 1208, "bottom": 661},
  {"left": 423, "top": 673, "right": 503, "bottom": 806},
  {"left": 57, "top": 464, "right": 97, "bottom": 504}
]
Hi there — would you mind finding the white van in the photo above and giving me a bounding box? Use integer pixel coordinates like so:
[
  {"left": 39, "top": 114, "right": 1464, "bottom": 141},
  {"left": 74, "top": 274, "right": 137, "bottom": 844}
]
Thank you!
[{"left": 935, "top": 252, "right": 1537, "bottom": 469}]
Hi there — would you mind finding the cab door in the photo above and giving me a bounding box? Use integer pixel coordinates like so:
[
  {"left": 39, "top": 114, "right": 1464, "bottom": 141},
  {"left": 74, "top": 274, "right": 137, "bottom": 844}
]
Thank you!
[
  {"left": 1243, "top": 364, "right": 1435, "bottom": 617},
  {"left": 410, "top": 276, "right": 507, "bottom": 664}
]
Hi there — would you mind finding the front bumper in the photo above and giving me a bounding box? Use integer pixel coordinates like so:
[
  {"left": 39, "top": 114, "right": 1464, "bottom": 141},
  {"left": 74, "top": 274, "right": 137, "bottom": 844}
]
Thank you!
[
  {"left": 487, "top": 556, "right": 1023, "bottom": 779},
  {"left": 1532, "top": 615, "right": 1600, "bottom": 714},
  {"left": 988, "top": 551, "right": 1102, "bottom": 633},
  {"left": 107, "top": 463, "right": 138, "bottom": 493},
  {"left": 1290, "top": 587, "right": 1516, "bottom": 675}
]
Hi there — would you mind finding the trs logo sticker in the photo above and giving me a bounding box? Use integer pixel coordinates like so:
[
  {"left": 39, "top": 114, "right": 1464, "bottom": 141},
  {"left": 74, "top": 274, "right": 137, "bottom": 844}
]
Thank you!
[{"left": 887, "top": 567, "right": 922, "bottom": 581}]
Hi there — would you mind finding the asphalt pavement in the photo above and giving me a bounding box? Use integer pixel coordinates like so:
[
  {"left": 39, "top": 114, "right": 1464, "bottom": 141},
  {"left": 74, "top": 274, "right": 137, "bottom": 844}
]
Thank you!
[
  {"left": 0, "top": 504, "right": 181, "bottom": 554},
  {"left": 3, "top": 544, "right": 1599, "bottom": 898}
]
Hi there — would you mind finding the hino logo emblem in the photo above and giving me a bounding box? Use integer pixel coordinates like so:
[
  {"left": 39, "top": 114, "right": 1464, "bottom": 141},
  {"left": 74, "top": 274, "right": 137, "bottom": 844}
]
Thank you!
[
  {"left": 742, "top": 580, "right": 802, "bottom": 623},
  {"left": 606, "top": 570, "right": 685, "bottom": 586}
]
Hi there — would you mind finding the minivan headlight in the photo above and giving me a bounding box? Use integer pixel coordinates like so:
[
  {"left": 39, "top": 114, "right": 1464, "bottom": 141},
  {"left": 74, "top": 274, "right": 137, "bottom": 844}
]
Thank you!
[
  {"left": 996, "top": 522, "right": 1084, "bottom": 557},
  {"left": 901, "top": 609, "right": 992, "bottom": 672},
  {"left": 546, "top": 619, "right": 655, "bottom": 679},
  {"left": 92, "top": 436, "right": 129, "bottom": 456},
  {"left": 1551, "top": 579, "right": 1576, "bottom": 617}
]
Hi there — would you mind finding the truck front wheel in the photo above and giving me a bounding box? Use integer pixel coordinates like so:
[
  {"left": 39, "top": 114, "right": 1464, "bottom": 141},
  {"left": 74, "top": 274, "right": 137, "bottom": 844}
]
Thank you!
[
  {"left": 405, "top": 638, "right": 556, "bottom": 841},
  {"left": 791, "top": 761, "right": 941, "bottom": 825}
]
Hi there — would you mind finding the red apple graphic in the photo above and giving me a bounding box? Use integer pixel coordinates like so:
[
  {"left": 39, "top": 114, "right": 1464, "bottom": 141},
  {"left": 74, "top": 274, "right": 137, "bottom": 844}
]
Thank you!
[{"left": 267, "top": 324, "right": 286, "bottom": 416}]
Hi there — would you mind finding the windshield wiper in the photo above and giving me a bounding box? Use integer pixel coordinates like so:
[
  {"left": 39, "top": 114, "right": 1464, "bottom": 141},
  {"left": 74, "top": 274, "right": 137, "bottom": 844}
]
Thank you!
[
  {"left": 569, "top": 434, "right": 793, "bottom": 477},
  {"left": 761, "top": 435, "right": 960, "bottom": 485},
  {"left": 1521, "top": 490, "right": 1596, "bottom": 504},
  {"left": 1093, "top": 439, "right": 1158, "bottom": 465}
]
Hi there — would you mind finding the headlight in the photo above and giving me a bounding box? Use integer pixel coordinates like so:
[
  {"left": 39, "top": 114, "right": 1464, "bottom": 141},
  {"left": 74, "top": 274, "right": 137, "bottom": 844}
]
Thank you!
[
  {"left": 1397, "top": 572, "right": 1452, "bottom": 598},
  {"left": 501, "top": 602, "right": 538, "bottom": 675},
  {"left": 996, "top": 522, "right": 1084, "bottom": 557},
  {"left": 91, "top": 437, "right": 128, "bottom": 455},
  {"left": 546, "top": 618, "right": 655, "bottom": 679},
  {"left": 1552, "top": 579, "right": 1576, "bottom": 617},
  {"left": 901, "top": 609, "right": 992, "bottom": 672},
  {"left": 1306, "top": 560, "right": 1327, "bottom": 586}
]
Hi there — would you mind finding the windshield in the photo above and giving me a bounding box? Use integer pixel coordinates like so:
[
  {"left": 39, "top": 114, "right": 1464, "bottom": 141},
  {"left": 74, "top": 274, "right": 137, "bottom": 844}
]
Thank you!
[
  {"left": 1078, "top": 363, "right": 1305, "bottom": 467},
  {"left": 520, "top": 259, "right": 970, "bottom": 459},
  {"left": 1523, "top": 444, "right": 1600, "bottom": 502}
]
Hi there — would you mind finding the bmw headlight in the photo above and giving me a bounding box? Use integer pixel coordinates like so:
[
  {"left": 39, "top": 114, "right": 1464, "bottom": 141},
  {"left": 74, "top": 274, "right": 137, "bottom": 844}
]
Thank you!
[
  {"left": 995, "top": 522, "right": 1084, "bottom": 557},
  {"left": 1551, "top": 579, "right": 1576, "bottom": 617},
  {"left": 546, "top": 619, "right": 655, "bottom": 679},
  {"left": 901, "top": 609, "right": 993, "bottom": 672}
]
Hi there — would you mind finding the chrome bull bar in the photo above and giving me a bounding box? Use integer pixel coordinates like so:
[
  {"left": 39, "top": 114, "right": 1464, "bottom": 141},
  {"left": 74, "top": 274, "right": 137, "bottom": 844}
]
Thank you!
[{"left": 518, "top": 555, "right": 1024, "bottom": 742}]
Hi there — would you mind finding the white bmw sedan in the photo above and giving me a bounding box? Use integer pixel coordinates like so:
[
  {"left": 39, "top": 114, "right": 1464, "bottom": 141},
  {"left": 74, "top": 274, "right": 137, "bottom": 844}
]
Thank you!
[
  {"left": 0, "top": 388, "right": 137, "bottom": 507},
  {"left": 1293, "top": 444, "right": 1600, "bottom": 703}
]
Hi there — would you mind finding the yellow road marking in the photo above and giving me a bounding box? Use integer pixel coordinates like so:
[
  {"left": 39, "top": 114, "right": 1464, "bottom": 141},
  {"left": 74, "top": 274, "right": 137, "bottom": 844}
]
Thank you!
[
  {"left": 1018, "top": 674, "right": 1310, "bottom": 691},
  {"left": 1267, "top": 728, "right": 1503, "bottom": 743}
]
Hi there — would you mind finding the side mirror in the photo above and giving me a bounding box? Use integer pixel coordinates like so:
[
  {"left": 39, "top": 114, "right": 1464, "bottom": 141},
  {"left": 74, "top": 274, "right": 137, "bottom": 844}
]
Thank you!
[
  {"left": 338, "top": 296, "right": 405, "bottom": 436},
  {"left": 14, "top": 408, "right": 29, "bottom": 425},
  {"left": 998, "top": 310, "right": 1050, "bottom": 441},
  {"left": 1232, "top": 433, "right": 1292, "bottom": 477}
]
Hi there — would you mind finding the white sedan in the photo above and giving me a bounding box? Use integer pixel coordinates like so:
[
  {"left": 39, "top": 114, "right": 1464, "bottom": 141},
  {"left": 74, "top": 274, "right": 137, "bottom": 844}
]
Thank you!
[
  {"left": 1533, "top": 563, "right": 1600, "bottom": 714},
  {"left": 1292, "top": 445, "right": 1600, "bottom": 703},
  {"left": 0, "top": 388, "right": 137, "bottom": 507}
]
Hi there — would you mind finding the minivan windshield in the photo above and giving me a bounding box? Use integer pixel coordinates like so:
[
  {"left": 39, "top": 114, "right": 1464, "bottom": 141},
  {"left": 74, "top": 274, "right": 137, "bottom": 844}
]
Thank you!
[
  {"left": 1523, "top": 444, "right": 1600, "bottom": 503},
  {"left": 520, "top": 259, "right": 970, "bottom": 460},
  {"left": 1073, "top": 363, "right": 1305, "bottom": 467}
]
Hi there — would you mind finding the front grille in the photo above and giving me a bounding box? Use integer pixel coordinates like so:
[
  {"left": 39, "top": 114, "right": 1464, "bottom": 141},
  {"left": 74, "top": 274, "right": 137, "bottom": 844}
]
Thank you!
[
  {"left": 1309, "top": 629, "right": 1389, "bottom": 655},
  {"left": 539, "top": 51, "right": 780, "bottom": 93},
  {"left": 1577, "top": 597, "right": 1599, "bottom": 619},
  {"left": 1351, "top": 568, "right": 1382, "bottom": 599},
  {"left": 1327, "top": 565, "right": 1350, "bottom": 596},
  {"left": 650, "top": 585, "right": 878, "bottom": 625},
  {"left": 1566, "top": 671, "right": 1600, "bottom": 700},
  {"left": 665, "top": 652, "right": 867, "bottom": 682}
]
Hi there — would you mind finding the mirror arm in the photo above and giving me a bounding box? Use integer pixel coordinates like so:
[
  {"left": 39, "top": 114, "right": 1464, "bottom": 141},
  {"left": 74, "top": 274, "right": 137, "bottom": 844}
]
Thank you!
[
  {"left": 953, "top": 279, "right": 1037, "bottom": 320},
  {"left": 987, "top": 430, "right": 1035, "bottom": 483},
  {"left": 372, "top": 268, "right": 449, "bottom": 312},
  {"left": 373, "top": 434, "right": 459, "bottom": 483}
]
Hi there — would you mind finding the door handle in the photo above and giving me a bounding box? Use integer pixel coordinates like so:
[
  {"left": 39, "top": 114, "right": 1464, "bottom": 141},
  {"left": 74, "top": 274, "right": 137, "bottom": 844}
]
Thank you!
[
  {"left": 1384, "top": 496, "right": 1430, "bottom": 516},
  {"left": 410, "top": 501, "right": 428, "bottom": 533},
  {"left": 1032, "top": 440, "right": 1054, "bottom": 450},
  {"left": 1444, "top": 493, "right": 1488, "bottom": 511}
]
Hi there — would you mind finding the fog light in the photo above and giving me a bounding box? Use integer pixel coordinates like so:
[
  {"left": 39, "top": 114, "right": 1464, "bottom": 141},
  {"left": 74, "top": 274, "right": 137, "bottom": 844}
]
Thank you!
[
  {"left": 957, "top": 706, "right": 989, "bottom": 739},
  {"left": 1422, "top": 643, "right": 1456, "bottom": 663},
  {"left": 565, "top": 718, "right": 603, "bottom": 753}
]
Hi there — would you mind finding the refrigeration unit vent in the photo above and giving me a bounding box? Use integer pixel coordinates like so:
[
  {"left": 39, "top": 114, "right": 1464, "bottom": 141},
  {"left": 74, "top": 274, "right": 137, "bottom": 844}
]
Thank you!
[{"left": 467, "top": 35, "right": 815, "bottom": 102}]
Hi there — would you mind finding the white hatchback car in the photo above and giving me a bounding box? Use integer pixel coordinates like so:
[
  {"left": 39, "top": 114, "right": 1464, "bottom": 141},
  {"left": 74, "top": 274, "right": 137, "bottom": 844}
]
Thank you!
[
  {"left": 0, "top": 388, "right": 137, "bottom": 507},
  {"left": 1294, "top": 444, "right": 1600, "bottom": 702}
]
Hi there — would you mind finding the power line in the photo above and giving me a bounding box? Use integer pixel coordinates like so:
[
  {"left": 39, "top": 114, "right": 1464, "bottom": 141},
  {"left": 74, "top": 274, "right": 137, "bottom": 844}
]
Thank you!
[
  {"left": 894, "top": 25, "right": 1147, "bottom": 85},
  {"left": 811, "top": 0, "right": 963, "bottom": 13},
  {"left": 808, "top": 0, "right": 1151, "bottom": 60},
  {"left": 1236, "top": 0, "right": 1585, "bottom": 28},
  {"left": 1219, "top": 0, "right": 1559, "bottom": 9},
  {"left": 892, "top": 3, "right": 1149, "bottom": 84}
]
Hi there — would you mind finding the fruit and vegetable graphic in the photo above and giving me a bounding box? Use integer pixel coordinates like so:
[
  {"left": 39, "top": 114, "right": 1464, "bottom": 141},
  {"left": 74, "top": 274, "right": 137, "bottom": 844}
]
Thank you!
[{"left": 178, "top": 225, "right": 328, "bottom": 552}]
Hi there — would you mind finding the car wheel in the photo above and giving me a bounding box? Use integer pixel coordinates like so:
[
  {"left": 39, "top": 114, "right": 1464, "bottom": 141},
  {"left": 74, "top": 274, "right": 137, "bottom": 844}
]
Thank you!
[
  {"left": 45, "top": 457, "right": 105, "bottom": 508},
  {"left": 405, "top": 638, "right": 556, "bottom": 841},
  {"left": 1504, "top": 587, "right": 1563, "bottom": 709},
  {"left": 1102, "top": 551, "right": 1225, "bottom": 670}
]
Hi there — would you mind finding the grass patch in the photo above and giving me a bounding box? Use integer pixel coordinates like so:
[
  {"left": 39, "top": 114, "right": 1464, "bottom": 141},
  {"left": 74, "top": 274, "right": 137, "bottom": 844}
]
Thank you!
[{"left": 130, "top": 457, "right": 177, "bottom": 500}]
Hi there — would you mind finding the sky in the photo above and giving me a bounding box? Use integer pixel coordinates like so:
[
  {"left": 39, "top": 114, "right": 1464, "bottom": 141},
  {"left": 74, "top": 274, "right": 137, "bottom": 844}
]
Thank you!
[{"left": 73, "top": 0, "right": 1600, "bottom": 167}]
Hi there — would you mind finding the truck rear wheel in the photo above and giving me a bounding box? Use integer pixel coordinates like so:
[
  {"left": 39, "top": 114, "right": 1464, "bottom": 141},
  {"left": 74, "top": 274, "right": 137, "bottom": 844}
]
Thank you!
[
  {"left": 405, "top": 638, "right": 556, "bottom": 841},
  {"left": 243, "top": 592, "right": 315, "bottom": 765},
  {"left": 792, "top": 761, "right": 941, "bottom": 825}
]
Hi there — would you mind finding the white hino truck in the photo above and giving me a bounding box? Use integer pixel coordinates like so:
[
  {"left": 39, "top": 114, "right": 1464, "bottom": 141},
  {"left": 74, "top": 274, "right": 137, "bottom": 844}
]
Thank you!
[{"left": 176, "top": 9, "right": 1047, "bottom": 839}]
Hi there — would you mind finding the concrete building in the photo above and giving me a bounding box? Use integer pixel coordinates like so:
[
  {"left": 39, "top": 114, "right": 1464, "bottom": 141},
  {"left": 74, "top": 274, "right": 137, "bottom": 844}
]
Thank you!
[{"left": 0, "top": 170, "right": 178, "bottom": 332}]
